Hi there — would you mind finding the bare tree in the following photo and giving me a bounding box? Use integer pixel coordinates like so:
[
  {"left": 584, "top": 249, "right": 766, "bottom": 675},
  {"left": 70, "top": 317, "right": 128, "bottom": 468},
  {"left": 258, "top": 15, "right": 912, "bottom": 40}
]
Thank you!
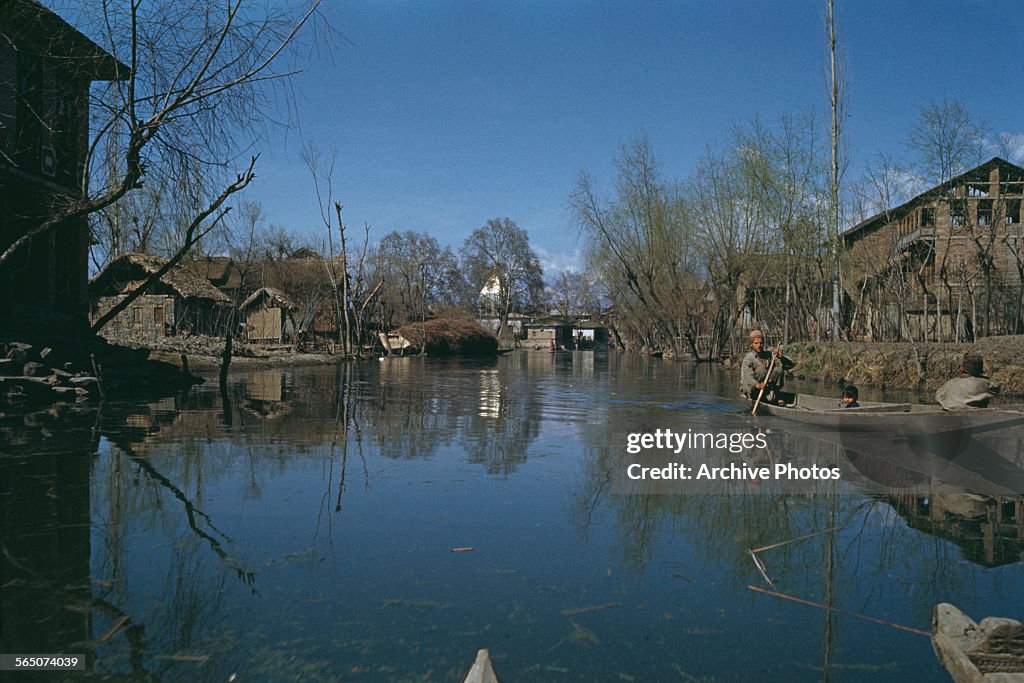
[
  {"left": 687, "top": 144, "right": 769, "bottom": 357},
  {"left": 573, "top": 137, "right": 703, "bottom": 357},
  {"left": 372, "top": 230, "right": 460, "bottom": 328},
  {"left": 1, "top": 0, "right": 324, "bottom": 328},
  {"left": 905, "top": 100, "right": 991, "bottom": 338},
  {"left": 825, "top": 0, "right": 847, "bottom": 340},
  {"left": 731, "top": 113, "right": 826, "bottom": 343},
  {"left": 301, "top": 143, "right": 378, "bottom": 355},
  {"left": 460, "top": 217, "right": 544, "bottom": 336},
  {"left": 906, "top": 99, "right": 988, "bottom": 187},
  {"left": 547, "top": 270, "right": 601, "bottom": 319}
]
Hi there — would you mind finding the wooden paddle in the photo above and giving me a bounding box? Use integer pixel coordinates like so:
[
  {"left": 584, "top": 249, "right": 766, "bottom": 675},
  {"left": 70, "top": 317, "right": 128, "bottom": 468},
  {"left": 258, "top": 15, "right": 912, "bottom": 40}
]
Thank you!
[{"left": 751, "top": 346, "right": 782, "bottom": 415}]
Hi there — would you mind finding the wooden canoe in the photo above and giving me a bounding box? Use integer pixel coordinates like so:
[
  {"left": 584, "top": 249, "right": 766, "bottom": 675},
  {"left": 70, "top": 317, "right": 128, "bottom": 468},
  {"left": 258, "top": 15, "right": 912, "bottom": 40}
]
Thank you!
[
  {"left": 757, "top": 394, "right": 1024, "bottom": 495},
  {"left": 757, "top": 393, "right": 1024, "bottom": 438},
  {"left": 932, "top": 603, "right": 1024, "bottom": 682}
]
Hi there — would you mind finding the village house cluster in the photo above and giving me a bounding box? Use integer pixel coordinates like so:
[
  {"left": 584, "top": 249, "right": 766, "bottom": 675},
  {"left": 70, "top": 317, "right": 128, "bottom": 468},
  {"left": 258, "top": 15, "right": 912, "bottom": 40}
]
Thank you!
[{"left": 4, "top": 0, "right": 1024, "bottom": 351}]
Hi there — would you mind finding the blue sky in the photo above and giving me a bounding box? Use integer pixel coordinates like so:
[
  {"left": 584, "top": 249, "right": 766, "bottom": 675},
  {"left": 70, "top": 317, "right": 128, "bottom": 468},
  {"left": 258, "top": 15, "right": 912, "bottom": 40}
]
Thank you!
[{"left": 251, "top": 0, "right": 1023, "bottom": 274}]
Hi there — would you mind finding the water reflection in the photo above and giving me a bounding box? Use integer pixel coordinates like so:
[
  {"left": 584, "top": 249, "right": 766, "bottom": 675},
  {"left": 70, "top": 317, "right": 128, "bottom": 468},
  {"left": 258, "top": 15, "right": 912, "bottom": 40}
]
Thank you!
[
  {"left": 0, "top": 404, "right": 96, "bottom": 669},
  {"left": 1, "top": 353, "right": 1022, "bottom": 681}
]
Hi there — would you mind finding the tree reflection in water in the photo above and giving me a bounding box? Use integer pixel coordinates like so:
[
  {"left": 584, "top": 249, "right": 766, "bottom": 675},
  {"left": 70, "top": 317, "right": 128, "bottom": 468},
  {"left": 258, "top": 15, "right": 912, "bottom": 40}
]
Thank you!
[{"left": 2, "top": 355, "right": 1023, "bottom": 680}]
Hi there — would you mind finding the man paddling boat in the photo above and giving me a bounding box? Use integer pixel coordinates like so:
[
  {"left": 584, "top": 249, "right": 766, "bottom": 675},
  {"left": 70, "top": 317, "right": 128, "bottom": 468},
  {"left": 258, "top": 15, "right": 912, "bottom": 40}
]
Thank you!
[{"left": 740, "top": 329, "right": 794, "bottom": 407}]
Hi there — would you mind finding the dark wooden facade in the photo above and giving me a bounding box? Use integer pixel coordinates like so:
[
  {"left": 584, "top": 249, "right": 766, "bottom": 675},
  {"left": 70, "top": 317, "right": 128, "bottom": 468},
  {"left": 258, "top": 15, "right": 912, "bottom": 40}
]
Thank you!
[{"left": 0, "top": 0, "right": 126, "bottom": 326}]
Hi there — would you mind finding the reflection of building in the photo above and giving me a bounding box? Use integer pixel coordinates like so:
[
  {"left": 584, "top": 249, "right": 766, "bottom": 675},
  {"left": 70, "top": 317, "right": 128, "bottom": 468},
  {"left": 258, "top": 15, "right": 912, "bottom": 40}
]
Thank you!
[
  {"left": 886, "top": 492, "right": 1024, "bottom": 567},
  {"left": 0, "top": 404, "right": 98, "bottom": 658},
  {"left": 0, "top": 0, "right": 128, "bottom": 322}
]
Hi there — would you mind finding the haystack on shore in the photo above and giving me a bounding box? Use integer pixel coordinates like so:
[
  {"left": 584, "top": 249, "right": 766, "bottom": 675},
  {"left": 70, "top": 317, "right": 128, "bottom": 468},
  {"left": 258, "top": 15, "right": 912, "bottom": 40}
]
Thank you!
[{"left": 394, "top": 319, "right": 500, "bottom": 357}]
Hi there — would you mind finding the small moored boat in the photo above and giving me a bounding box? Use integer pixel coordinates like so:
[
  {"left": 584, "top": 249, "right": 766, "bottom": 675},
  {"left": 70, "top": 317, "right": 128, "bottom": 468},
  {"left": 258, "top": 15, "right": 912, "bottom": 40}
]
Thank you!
[{"left": 932, "top": 603, "right": 1024, "bottom": 682}]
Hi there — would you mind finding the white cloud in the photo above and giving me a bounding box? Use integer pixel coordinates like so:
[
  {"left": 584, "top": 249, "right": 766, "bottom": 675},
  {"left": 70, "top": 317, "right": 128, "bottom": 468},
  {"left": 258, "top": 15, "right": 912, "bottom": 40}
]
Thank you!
[
  {"left": 535, "top": 246, "right": 585, "bottom": 275},
  {"left": 998, "top": 132, "right": 1024, "bottom": 164}
]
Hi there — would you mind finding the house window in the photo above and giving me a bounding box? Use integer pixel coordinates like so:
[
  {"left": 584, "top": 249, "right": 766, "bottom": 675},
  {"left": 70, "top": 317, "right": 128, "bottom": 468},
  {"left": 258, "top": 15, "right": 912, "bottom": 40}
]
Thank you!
[
  {"left": 920, "top": 207, "right": 935, "bottom": 227},
  {"left": 1007, "top": 199, "right": 1022, "bottom": 225},
  {"left": 950, "top": 204, "right": 966, "bottom": 228},
  {"left": 977, "top": 200, "right": 992, "bottom": 226},
  {"left": 153, "top": 306, "right": 164, "bottom": 325},
  {"left": 132, "top": 306, "right": 143, "bottom": 324}
]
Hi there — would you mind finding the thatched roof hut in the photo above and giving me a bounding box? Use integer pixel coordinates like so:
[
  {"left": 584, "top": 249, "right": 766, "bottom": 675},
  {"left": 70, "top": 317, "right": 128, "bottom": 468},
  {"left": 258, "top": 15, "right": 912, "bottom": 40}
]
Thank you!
[
  {"left": 90, "top": 253, "right": 231, "bottom": 337},
  {"left": 91, "top": 253, "right": 231, "bottom": 303},
  {"left": 239, "top": 287, "right": 299, "bottom": 345},
  {"left": 240, "top": 287, "right": 298, "bottom": 311}
]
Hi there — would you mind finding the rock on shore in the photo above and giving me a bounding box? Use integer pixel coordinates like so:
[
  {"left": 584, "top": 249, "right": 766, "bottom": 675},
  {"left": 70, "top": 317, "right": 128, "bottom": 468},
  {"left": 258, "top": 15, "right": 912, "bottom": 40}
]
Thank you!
[{"left": 0, "top": 334, "right": 203, "bottom": 408}]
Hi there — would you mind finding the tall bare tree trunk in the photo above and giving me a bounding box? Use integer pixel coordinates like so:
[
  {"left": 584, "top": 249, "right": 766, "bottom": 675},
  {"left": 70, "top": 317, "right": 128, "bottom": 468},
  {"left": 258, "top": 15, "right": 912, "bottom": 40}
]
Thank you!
[
  {"left": 827, "top": 0, "right": 843, "bottom": 341},
  {"left": 335, "top": 203, "right": 353, "bottom": 357}
]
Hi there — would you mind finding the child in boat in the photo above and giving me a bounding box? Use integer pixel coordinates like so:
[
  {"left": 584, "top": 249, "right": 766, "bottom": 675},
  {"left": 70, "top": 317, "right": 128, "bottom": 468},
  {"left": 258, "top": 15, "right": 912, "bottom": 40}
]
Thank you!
[
  {"left": 935, "top": 353, "right": 1000, "bottom": 409},
  {"left": 841, "top": 385, "right": 859, "bottom": 408}
]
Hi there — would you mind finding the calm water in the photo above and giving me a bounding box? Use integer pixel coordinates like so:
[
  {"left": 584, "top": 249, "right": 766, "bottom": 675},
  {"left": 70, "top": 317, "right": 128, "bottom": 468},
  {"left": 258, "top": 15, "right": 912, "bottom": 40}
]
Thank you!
[{"left": 2, "top": 352, "right": 1023, "bottom": 681}]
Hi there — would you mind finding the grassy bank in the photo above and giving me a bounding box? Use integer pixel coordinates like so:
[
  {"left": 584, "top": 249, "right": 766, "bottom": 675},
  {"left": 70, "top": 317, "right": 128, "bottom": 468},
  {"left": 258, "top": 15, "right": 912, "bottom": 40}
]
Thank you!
[{"left": 777, "top": 337, "right": 1024, "bottom": 396}]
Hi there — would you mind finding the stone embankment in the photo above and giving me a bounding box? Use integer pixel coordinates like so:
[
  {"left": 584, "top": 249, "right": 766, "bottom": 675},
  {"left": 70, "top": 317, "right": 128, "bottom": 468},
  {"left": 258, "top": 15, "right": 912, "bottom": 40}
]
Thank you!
[
  {"left": 777, "top": 337, "right": 1024, "bottom": 396},
  {"left": 103, "top": 332, "right": 342, "bottom": 371},
  {"left": 0, "top": 334, "right": 203, "bottom": 408},
  {"left": 0, "top": 341, "right": 99, "bottom": 404}
]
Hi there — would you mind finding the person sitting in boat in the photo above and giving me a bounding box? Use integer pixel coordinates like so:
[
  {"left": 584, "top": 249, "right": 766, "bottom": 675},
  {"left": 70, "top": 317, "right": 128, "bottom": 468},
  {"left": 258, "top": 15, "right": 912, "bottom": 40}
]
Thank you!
[
  {"left": 840, "top": 385, "right": 859, "bottom": 408},
  {"left": 935, "top": 353, "right": 1000, "bottom": 409},
  {"left": 740, "top": 329, "right": 794, "bottom": 406}
]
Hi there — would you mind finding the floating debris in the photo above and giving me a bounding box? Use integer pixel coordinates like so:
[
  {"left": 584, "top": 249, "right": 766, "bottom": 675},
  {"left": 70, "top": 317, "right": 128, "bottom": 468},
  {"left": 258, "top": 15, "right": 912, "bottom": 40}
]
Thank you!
[
  {"left": 383, "top": 598, "right": 453, "bottom": 609},
  {"left": 561, "top": 602, "right": 619, "bottom": 617},
  {"left": 748, "top": 585, "right": 929, "bottom": 636}
]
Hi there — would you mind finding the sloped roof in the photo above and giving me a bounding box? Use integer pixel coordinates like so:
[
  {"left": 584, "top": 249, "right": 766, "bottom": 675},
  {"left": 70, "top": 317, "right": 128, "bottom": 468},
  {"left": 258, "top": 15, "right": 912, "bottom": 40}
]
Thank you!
[
  {"left": 240, "top": 287, "right": 298, "bottom": 311},
  {"left": 91, "top": 253, "right": 231, "bottom": 303},
  {"left": 191, "top": 256, "right": 242, "bottom": 289},
  {"left": 0, "top": 0, "right": 129, "bottom": 81},
  {"left": 525, "top": 316, "right": 574, "bottom": 328},
  {"left": 844, "top": 156, "right": 1024, "bottom": 244}
]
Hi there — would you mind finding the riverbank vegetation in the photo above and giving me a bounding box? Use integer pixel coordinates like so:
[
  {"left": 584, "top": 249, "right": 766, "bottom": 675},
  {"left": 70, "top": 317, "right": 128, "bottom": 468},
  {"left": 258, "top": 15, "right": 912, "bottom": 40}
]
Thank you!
[
  {"left": 778, "top": 337, "right": 1024, "bottom": 395},
  {"left": 573, "top": 100, "right": 1023, "bottom": 362}
]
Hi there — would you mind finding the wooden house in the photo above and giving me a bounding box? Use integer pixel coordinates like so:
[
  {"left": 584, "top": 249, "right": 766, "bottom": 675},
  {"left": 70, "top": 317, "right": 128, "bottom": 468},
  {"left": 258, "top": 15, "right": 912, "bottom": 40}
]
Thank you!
[
  {"left": 239, "top": 287, "right": 297, "bottom": 344},
  {"left": 89, "top": 253, "right": 232, "bottom": 337},
  {"left": 0, "top": 0, "right": 127, "bottom": 326},
  {"left": 843, "top": 157, "right": 1024, "bottom": 340},
  {"left": 524, "top": 317, "right": 574, "bottom": 348},
  {"left": 571, "top": 320, "right": 608, "bottom": 349},
  {"left": 239, "top": 250, "right": 342, "bottom": 347}
]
